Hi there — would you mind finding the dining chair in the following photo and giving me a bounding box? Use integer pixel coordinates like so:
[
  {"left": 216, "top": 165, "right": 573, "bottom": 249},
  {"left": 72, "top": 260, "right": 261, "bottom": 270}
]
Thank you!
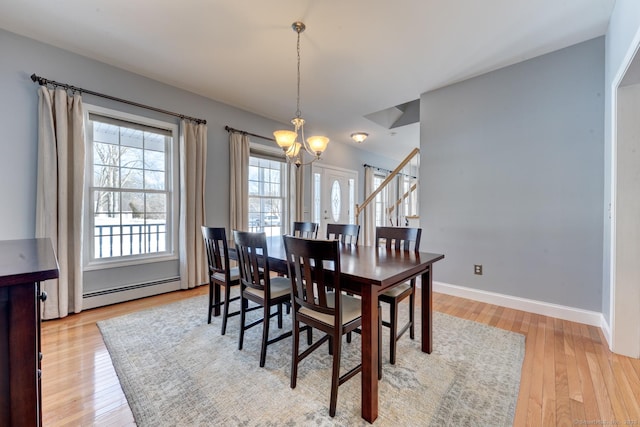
[
  {"left": 326, "top": 223, "right": 361, "bottom": 344},
  {"left": 292, "top": 221, "right": 319, "bottom": 239},
  {"left": 326, "top": 223, "right": 360, "bottom": 245},
  {"left": 201, "top": 226, "right": 241, "bottom": 335},
  {"left": 233, "top": 230, "right": 292, "bottom": 368},
  {"left": 282, "top": 235, "right": 365, "bottom": 417},
  {"left": 376, "top": 226, "right": 422, "bottom": 364}
]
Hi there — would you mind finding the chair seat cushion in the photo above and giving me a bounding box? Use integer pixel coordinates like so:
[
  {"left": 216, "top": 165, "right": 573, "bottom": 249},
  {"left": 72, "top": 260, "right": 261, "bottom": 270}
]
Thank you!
[
  {"left": 244, "top": 276, "right": 290, "bottom": 300},
  {"left": 212, "top": 266, "right": 240, "bottom": 283},
  {"left": 299, "top": 292, "right": 361, "bottom": 326},
  {"left": 381, "top": 282, "right": 412, "bottom": 298}
]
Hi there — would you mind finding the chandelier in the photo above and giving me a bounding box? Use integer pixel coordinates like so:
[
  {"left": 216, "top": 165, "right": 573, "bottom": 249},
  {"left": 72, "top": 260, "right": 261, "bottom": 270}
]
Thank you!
[{"left": 273, "top": 21, "right": 329, "bottom": 167}]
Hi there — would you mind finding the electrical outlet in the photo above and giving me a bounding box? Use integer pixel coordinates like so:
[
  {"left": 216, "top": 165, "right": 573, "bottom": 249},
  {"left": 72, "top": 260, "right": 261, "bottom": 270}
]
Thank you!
[{"left": 474, "top": 264, "right": 483, "bottom": 275}]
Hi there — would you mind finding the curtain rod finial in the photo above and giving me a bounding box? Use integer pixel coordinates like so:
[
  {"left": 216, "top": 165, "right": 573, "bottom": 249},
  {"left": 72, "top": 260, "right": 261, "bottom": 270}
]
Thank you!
[{"left": 30, "top": 74, "right": 45, "bottom": 85}]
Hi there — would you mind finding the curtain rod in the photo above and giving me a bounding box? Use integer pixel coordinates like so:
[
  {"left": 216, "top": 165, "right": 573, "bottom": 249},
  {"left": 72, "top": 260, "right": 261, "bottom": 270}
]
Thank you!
[
  {"left": 224, "top": 125, "right": 275, "bottom": 142},
  {"left": 30, "top": 73, "right": 206, "bottom": 125},
  {"left": 364, "top": 163, "right": 417, "bottom": 179}
]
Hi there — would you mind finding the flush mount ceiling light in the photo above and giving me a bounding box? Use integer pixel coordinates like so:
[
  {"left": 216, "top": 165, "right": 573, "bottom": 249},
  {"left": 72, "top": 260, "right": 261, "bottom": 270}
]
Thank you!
[
  {"left": 350, "top": 132, "right": 369, "bottom": 143},
  {"left": 273, "top": 21, "right": 329, "bottom": 167}
]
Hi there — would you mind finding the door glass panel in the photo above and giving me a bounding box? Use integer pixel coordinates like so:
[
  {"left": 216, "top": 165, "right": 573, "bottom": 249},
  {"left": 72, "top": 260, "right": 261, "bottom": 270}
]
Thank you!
[
  {"left": 313, "top": 173, "right": 321, "bottom": 224},
  {"left": 331, "top": 180, "right": 341, "bottom": 222}
]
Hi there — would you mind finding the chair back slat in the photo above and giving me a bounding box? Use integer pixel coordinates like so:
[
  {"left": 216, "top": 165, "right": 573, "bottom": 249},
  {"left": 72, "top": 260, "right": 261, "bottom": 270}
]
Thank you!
[
  {"left": 326, "top": 223, "right": 360, "bottom": 245},
  {"left": 283, "top": 236, "right": 340, "bottom": 319},
  {"left": 292, "top": 221, "right": 319, "bottom": 239},
  {"left": 201, "top": 226, "right": 230, "bottom": 276},
  {"left": 375, "top": 226, "right": 422, "bottom": 252},
  {"left": 233, "top": 230, "right": 271, "bottom": 296}
]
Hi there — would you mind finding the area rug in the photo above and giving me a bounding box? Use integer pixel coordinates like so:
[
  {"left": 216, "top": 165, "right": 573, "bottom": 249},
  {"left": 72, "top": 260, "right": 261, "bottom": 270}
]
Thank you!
[{"left": 98, "top": 295, "right": 525, "bottom": 426}]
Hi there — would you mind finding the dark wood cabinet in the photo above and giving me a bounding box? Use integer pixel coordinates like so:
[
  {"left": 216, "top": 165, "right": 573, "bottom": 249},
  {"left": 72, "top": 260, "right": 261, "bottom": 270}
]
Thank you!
[{"left": 0, "top": 238, "right": 59, "bottom": 427}]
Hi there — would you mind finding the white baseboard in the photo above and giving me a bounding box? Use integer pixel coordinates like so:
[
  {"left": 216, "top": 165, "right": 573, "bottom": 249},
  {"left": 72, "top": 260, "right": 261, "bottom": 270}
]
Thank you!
[
  {"left": 82, "top": 279, "right": 182, "bottom": 310},
  {"left": 432, "top": 281, "right": 603, "bottom": 327}
]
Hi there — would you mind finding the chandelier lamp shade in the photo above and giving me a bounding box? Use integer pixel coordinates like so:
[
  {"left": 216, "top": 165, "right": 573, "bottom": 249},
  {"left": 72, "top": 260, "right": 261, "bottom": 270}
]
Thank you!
[{"left": 273, "top": 21, "right": 329, "bottom": 166}]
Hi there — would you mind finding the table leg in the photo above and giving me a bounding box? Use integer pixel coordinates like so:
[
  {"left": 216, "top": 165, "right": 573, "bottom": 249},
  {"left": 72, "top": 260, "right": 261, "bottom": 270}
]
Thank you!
[
  {"left": 360, "top": 286, "right": 379, "bottom": 423},
  {"left": 421, "top": 267, "right": 433, "bottom": 353}
]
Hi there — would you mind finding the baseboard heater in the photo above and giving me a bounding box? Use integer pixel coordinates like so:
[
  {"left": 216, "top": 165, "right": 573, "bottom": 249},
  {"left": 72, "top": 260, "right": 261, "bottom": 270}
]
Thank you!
[{"left": 83, "top": 277, "right": 181, "bottom": 298}]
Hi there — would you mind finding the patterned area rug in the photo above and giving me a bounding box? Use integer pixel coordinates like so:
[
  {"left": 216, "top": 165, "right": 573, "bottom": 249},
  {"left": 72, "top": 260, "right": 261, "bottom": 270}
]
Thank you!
[{"left": 98, "top": 294, "right": 525, "bottom": 426}]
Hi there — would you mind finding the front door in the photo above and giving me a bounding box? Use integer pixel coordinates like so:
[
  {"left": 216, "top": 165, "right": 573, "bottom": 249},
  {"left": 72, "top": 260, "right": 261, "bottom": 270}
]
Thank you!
[{"left": 311, "top": 165, "right": 358, "bottom": 239}]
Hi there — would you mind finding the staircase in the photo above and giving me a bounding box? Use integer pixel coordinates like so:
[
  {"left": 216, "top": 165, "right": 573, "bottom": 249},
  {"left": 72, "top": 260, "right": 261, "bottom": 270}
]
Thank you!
[{"left": 355, "top": 148, "right": 420, "bottom": 244}]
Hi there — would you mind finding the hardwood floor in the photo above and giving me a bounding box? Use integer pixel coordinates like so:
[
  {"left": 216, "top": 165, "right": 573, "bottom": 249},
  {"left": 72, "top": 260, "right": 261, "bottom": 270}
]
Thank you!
[{"left": 41, "top": 287, "right": 640, "bottom": 426}]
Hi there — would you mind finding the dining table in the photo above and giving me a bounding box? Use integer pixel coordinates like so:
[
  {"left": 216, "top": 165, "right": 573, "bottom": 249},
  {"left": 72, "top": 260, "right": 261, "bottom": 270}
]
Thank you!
[{"left": 225, "top": 235, "right": 444, "bottom": 423}]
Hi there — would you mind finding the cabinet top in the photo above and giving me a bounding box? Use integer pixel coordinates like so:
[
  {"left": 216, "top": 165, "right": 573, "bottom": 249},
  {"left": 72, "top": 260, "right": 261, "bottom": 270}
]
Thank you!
[{"left": 0, "top": 238, "right": 60, "bottom": 287}]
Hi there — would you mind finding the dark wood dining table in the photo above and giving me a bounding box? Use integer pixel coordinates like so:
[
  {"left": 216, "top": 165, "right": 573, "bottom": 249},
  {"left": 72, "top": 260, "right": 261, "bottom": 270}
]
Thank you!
[{"left": 225, "top": 235, "right": 444, "bottom": 423}]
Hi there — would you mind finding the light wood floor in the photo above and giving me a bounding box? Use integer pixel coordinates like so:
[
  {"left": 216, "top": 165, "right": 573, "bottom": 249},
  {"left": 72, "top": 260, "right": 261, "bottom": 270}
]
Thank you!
[{"left": 41, "top": 287, "right": 640, "bottom": 426}]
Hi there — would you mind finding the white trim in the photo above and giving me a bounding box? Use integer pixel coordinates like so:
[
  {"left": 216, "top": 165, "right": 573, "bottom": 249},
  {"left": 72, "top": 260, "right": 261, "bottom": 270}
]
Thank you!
[
  {"left": 83, "top": 253, "right": 178, "bottom": 271},
  {"left": 600, "top": 313, "right": 612, "bottom": 345},
  {"left": 608, "top": 81, "right": 617, "bottom": 350},
  {"left": 82, "top": 103, "right": 180, "bottom": 269},
  {"left": 249, "top": 140, "right": 285, "bottom": 156},
  {"left": 609, "top": 23, "right": 640, "bottom": 354},
  {"left": 433, "top": 281, "right": 603, "bottom": 327},
  {"left": 311, "top": 163, "right": 359, "bottom": 234},
  {"left": 247, "top": 150, "right": 290, "bottom": 232}
]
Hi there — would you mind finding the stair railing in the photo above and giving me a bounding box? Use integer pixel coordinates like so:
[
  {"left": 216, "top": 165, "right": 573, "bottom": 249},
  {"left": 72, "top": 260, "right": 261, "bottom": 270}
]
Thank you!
[{"left": 355, "top": 147, "right": 420, "bottom": 226}]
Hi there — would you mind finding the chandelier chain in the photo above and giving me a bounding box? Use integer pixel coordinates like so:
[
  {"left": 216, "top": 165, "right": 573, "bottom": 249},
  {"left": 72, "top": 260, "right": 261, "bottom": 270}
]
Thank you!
[{"left": 295, "top": 29, "right": 302, "bottom": 119}]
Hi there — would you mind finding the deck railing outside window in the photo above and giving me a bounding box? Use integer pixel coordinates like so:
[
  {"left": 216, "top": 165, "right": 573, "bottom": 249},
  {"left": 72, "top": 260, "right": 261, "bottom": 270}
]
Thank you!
[{"left": 94, "top": 222, "right": 166, "bottom": 258}]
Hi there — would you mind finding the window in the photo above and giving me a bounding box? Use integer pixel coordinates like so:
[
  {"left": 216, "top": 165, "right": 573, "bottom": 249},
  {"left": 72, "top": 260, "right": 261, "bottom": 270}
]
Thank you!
[
  {"left": 248, "top": 155, "right": 288, "bottom": 236},
  {"left": 313, "top": 172, "right": 321, "bottom": 224},
  {"left": 373, "top": 173, "right": 388, "bottom": 226},
  {"left": 84, "top": 106, "right": 178, "bottom": 266},
  {"left": 348, "top": 178, "right": 355, "bottom": 224},
  {"left": 401, "top": 175, "right": 418, "bottom": 219}
]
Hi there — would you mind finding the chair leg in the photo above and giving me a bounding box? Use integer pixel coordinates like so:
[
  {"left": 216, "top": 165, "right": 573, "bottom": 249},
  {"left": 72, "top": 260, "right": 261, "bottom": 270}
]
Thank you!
[
  {"left": 221, "top": 284, "right": 231, "bottom": 335},
  {"left": 306, "top": 324, "right": 313, "bottom": 345},
  {"left": 207, "top": 279, "right": 214, "bottom": 324},
  {"left": 291, "top": 319, "right": 300, "bottom": 389},
  {"left": 213, "top": 281, "right": 221, "bottom": 317},
  {"left": 259, "top": 304, "right": 270, "bottom": 367},
  {"left": 346, "top": 331, "right": 352, "bottom": 343},
  {"left": 390, "top": 300, "right": 398, "bottom": 365},
  {"left": 277, "top": 303, "right": 283, "bottom": 329},
  {"left": 329, "top": 333, "right": 341, "bottom": 417},
  {"left": 238, "top": 293, "right": 246, "bottom": 351}
]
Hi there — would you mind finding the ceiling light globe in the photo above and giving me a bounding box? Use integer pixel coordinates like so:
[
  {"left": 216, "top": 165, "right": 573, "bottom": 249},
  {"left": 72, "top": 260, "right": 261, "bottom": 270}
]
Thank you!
[
  {"left": 273, "top": 130, "right": 297, "bottom": 149},
  {"left": 307, "top": 136, "right": 330, "bottom": 155},
  {"left": 350, "top": 132, "right": 369, "bottom": 143},
  {"left": 287, "top": 142, "right": 302, "bottom": 158}
]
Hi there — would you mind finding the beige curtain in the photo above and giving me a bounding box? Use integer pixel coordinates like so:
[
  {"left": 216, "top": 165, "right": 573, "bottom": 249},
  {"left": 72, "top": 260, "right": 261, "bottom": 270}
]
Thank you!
[
  {"left": 179, "top": 120, "right": 208, "bottom": 289},
  {"left": 363, "top": 166, "right": 376, "bottom": 246},
  {"left": 35, "top": 87, "right": 85, "bottom": 319},
  {"left": 229, "top": 132, "right": 250, "bottom": 231}
]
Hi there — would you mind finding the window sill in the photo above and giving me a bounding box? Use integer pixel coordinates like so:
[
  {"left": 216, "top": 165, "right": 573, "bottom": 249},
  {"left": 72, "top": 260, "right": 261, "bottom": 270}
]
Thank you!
[{"left": 84, "top": 253, "right": 179, "bottom": 271}]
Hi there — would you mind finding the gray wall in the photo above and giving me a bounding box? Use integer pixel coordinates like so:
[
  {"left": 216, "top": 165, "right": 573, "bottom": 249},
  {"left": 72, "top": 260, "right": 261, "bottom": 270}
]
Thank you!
[
  {"left": 420, "top": 37, "right": 605, "bottom": 311},
  {"left": 0, "top": 29, "right": 395, "bottom": 295}
]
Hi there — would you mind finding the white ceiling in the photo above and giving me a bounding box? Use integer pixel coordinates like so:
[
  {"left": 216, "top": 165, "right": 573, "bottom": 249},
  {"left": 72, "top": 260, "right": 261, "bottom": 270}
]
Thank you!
[{"left": 0, "top": 0, "right": 614, "bottom": 161}]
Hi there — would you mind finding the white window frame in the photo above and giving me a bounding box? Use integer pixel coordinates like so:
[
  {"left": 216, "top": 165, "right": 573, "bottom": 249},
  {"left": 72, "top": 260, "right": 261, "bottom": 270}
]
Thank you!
[
  {"left": 248, "top": 142, "right": 291, "bottom": 235},
  {"left": 83, "top": 104, "right": 179, "bottom": 270}
]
